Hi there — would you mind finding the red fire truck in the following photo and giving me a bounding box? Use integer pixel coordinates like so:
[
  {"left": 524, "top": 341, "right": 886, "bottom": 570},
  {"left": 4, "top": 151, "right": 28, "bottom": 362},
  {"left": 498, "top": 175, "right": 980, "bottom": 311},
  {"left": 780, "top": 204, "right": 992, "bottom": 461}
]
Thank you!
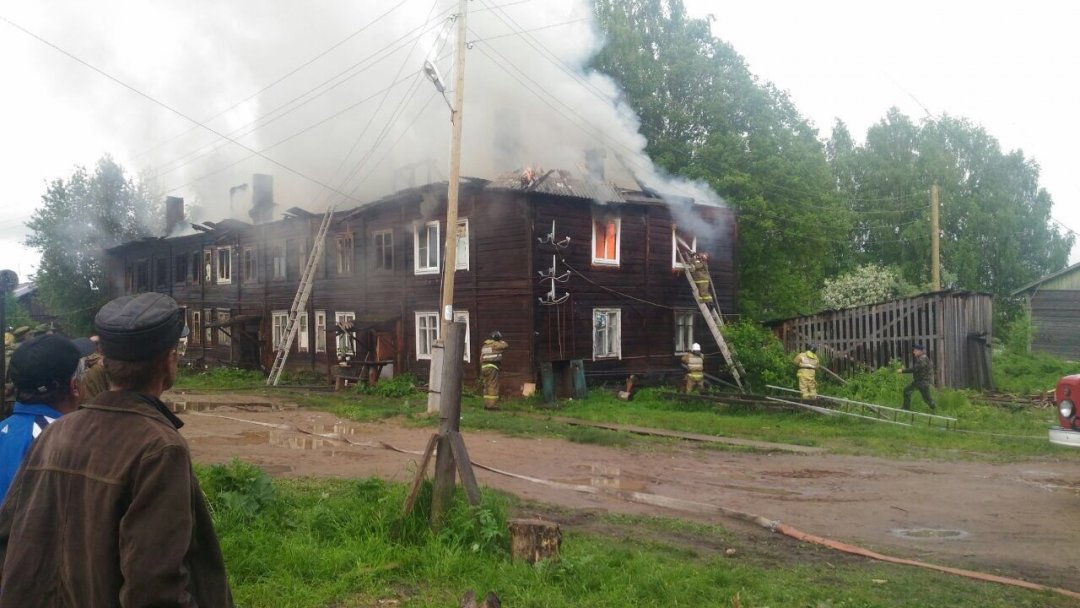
[{"left": 1051, "top": 375, "right": 1080, "bottom": 447}]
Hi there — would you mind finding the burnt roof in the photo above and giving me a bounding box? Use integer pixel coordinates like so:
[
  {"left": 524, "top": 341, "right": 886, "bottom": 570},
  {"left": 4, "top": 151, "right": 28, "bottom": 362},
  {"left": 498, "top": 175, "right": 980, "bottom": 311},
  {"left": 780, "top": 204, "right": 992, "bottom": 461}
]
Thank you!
[{"left": 485, "top": 169, "right": 625, "bottom": 203}]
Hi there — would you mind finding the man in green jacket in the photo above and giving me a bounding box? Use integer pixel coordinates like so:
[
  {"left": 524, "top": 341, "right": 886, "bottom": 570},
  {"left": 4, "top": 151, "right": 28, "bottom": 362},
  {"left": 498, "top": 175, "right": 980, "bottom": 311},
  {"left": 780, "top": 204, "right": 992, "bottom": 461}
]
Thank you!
[{"left": 899, "top": 343, "right": 936, "bottom": 412}]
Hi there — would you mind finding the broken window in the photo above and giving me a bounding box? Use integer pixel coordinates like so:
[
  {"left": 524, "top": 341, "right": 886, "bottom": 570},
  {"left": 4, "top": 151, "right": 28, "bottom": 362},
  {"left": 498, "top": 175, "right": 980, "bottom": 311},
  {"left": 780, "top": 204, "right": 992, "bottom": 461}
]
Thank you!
[
  {"left": 135, "top": 260, "right": 150, "bottom": 292},
  {"left": 374, "top": 229, "right": 393, "bottom": 271},
  {"left": 203, "top": 251, "right": 213, "bottom": 284},
  {"left": 270, "top": 244, "right": 286, "bottom": 280},
  {"left": 271, "top": 310, "right": 288, "bottom": 351},
  {"left": 414, "top": 221, "right": 439, "bottom": 275},
  {"left": 592, "top": 308, "right": 621, "bottom": 359},
  {"left": 243, "top": 247, "right": 257, "bottom": 282},
  {"left": 216, "top": 248, "right": 232, "bottom": 284},
  {"left": 191, "top": 252, "right": 201, "bottom": 284},
  {"left": 336, "top": 233, "right": 354, "bottom": 275},
  {"left": 155, "top": 258, "right": 167, "bottom": 288},
  {"left": 672, "top": 226, "right": 697, "bottom": 269},
  {"left": 203, "top": 308, "right": 213, "bottom": 345},
  {"left": 415, "top": 311, "right": 439, "bottom": 359},
  {"left": 315, "top": 310, "right": 327, "bottom": 353},
  {"left": 675, "top": 310, "right": 695, "bottom": 354},
  {"left": 174, "top": 255, "right": 188, "bottom": 284},
  {"left": 592, "top": 217, "right": 621, "bottom": 266},
  {"left": 455, "top": 219, "right": 469, "bottom": 271},
  {"left": 190, "top": 310, "right": 201, "bottom": 346},
  {"left": 335, "top": 311, "right": 356, "bottom": 356},
  {"left": 217, "top": 311, "right": 231, "bottom": 346}
]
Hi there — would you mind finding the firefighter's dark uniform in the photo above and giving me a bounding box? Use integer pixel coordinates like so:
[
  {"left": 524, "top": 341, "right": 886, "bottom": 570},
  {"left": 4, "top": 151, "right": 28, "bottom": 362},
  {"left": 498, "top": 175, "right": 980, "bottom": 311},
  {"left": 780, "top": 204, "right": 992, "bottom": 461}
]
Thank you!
[{"left": 901, "top": 349, "right": 936, "bottom": 411}]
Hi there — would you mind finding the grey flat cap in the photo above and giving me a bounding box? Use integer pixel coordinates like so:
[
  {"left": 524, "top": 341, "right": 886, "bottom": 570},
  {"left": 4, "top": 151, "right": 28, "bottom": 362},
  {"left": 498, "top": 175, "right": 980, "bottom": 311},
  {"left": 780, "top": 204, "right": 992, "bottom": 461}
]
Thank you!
[{"left": 95, "top": 293, "right": 185, "bottom": 361}]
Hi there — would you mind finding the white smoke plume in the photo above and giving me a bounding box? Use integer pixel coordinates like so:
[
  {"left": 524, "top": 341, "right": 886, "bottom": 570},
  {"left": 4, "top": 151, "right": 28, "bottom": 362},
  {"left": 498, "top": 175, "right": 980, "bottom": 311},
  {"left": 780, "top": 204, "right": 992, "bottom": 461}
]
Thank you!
[{"left": 8, "top": 0, "right": 726, "bottom": 238}]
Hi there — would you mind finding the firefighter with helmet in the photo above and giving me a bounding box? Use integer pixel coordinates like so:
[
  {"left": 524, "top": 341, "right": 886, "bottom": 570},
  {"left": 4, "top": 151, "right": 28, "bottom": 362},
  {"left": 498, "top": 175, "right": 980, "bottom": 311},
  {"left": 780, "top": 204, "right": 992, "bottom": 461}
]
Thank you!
[
  {"left": 480, "top": 331, "right": 508, "bottom": 410},
  {"left": 681, "top": 343, "right": 705, "bottom": 393},
  {"left": 794, "top": 343, "right": 820, "bottom": 399}
]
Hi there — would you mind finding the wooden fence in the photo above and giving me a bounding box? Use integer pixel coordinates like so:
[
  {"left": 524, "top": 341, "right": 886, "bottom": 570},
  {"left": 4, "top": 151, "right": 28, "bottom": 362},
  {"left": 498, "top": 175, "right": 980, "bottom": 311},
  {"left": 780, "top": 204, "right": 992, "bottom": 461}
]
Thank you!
[{"left": 771, "top": 292, "right": 993, "bottom": 389}]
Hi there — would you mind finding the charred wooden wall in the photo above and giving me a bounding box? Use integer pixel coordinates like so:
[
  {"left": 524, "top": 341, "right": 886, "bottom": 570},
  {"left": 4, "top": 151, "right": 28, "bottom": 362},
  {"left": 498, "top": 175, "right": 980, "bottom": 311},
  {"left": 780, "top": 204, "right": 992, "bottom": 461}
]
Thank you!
[{"left": 530, "top": 196, "right": 738, "bottom": 380}]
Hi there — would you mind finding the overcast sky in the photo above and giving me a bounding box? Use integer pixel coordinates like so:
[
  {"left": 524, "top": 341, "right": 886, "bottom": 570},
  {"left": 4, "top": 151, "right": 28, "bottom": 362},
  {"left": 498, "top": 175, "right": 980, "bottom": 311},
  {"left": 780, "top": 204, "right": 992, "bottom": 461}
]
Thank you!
[{"left": 1, "top": 0, "right": 1076, "bottom": 284}]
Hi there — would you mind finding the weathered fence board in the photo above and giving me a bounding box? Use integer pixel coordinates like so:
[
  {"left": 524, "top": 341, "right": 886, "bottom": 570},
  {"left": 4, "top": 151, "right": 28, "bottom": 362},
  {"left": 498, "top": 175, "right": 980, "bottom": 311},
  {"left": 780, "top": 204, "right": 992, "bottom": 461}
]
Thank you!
[{"left": 771, "top": 292, "right": 992, "bottom": 389}]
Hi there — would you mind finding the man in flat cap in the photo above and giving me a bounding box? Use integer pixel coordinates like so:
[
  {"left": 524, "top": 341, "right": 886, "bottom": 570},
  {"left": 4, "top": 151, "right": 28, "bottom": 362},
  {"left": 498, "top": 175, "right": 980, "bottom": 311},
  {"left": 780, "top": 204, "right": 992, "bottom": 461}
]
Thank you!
[
  {"left": 0, "top": 335, "right": 94, "bottom": 503},
  {"left": 0, "top": 293, "right": 233, "bottom": 607}
]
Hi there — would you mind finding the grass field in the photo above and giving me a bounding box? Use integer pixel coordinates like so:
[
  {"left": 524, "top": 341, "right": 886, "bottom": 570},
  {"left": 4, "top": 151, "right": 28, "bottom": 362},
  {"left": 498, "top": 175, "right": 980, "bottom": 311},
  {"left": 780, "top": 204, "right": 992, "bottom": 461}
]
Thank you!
[{"left": 200, "top": 461, "right": 1074, "bottom": 608}]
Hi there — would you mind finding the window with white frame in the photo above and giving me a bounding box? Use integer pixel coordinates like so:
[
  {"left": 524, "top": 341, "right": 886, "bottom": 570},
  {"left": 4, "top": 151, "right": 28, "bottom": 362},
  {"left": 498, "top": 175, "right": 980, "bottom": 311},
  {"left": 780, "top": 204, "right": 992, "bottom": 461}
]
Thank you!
[
  {"left": 592, "top": 217, "right": 621, "bottom": 266},
  {"left": 297, "top": 313, "right": 310, "bottom": 353},
  {"left": 414, "top": 221, "right": 439, "bottom": 274},
  {"left": 203, "top": 251, "right": 212, "bottom": 284},
  {"left": 675, "top": 310, "right": 695, "bottom": 353},
  {"left": 374, "top": 229, "right": 393, "bottom": 270},
  {"left": 217, "top": 311, "right": 232, "bottom": 346},
  {"left": 216, "top": 247, "right": 232, "bottom": 284},
  {"left": 271, "top": 310, "right": 289, "bottom": 351},
  {"left": 335, "top": 311, "right": 356, "bottom": 356},
  {"left": 455, "top": 219, "right": 469, "bottom": 271},
  {"left": 243, "top": 247, "right": 257, "bottom": 282},
  {"left": 672, "top": 226, "right": 697, "bottom": 269},
  {"left": 415, "top": 311, "right": 439, "bottom": 359},
  {"left": 592, "top": 308, "right": 622, "bottom": 359},
  {"left": 315, "top": 310, "right": 327, "bottom": 353},
  {"left": 454, "top": 310, "right": 471, "bottom": 361},
  {"left": 336, "top": 233, "right": 354, "bottom": 275}
]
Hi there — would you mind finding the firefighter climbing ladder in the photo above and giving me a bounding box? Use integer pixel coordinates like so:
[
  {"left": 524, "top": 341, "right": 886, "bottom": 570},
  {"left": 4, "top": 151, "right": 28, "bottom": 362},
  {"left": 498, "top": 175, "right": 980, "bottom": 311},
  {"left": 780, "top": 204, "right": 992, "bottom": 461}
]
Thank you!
[
  {"left": 677, "top": 247, "right": 747, "bottom": 393},
  {"left": 266, "top": 206, "right": 334, "bottom": 386}
]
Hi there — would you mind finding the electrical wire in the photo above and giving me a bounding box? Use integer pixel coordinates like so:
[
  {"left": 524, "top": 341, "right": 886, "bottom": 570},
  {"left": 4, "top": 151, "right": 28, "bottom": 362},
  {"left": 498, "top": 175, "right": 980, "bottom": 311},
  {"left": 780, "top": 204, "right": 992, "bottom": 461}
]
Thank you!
[
  {"left": 0, "top": 14, "right": 367, "bottom": 204},
  {"left": 131, "top": 0, "right": 413, "bottom": 161}
]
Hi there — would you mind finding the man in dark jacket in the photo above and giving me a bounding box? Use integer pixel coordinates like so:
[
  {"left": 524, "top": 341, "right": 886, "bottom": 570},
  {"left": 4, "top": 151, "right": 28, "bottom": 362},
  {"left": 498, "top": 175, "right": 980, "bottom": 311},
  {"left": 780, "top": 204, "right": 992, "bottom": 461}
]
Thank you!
[
  {"left": 898, "top": 343, "right": 936, "bottom": 411},
  {"left": 0, "top": 292, "right": 233, "bottom": 607}
]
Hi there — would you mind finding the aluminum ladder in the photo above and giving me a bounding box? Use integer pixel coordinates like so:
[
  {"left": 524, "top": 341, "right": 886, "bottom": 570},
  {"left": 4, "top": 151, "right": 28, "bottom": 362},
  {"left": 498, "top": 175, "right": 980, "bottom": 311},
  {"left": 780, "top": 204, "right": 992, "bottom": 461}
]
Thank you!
[
  {"left": 678, "top": 248, "right": 747, "bottom": 393},
  {"left": 266, "top": 206, "right": 334, "bottom": 386}
]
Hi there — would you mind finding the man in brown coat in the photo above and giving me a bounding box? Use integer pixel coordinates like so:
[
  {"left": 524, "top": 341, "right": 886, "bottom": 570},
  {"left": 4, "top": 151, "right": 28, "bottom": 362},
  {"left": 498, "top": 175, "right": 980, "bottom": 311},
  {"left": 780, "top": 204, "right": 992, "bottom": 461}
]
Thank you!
[{"left": 0, "top": 292, "right": 233, "bottom": 607}]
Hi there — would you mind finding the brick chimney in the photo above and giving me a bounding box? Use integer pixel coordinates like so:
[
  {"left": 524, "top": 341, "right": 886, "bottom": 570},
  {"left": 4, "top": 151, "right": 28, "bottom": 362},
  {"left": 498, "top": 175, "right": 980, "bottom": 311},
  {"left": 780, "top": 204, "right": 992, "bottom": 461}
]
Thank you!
[
  {"left": 248, "top": 174, "right": 275, "bottom": 225},
  {"left": 165, "top": 196, "right": 184, "bottom": 235}
]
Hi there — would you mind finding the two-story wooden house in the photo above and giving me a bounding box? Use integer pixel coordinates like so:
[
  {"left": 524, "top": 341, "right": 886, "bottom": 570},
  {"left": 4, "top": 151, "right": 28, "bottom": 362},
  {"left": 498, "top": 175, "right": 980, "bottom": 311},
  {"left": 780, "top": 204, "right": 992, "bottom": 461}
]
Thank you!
[{"left": 105, "top": 170, "right": 738, "bottom": 395}]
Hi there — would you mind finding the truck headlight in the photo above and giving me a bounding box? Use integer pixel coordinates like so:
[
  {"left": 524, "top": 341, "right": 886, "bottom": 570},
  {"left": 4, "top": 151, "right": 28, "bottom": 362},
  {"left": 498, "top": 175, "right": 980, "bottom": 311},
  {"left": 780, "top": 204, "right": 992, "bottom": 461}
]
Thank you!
[{"left": 1061, "top": 400, "right": 1076, "bottom": 418}]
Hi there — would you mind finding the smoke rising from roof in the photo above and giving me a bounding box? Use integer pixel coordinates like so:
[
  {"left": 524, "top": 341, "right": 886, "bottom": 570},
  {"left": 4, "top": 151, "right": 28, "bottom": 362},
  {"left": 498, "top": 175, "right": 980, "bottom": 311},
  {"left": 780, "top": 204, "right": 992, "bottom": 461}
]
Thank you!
[{"left": 9, "top": 0, "right": 725, "bottom": 237}]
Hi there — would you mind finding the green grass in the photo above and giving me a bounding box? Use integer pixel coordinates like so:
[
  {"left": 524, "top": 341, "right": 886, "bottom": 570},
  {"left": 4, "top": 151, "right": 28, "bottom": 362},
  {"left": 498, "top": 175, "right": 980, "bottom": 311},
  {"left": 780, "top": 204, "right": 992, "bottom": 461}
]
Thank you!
[
  {"left": 992, "top": 349, "right": 1078, "bottom": 394},
  {"left": 201, "top": 461, "right": 1074, "bottom": 608}
]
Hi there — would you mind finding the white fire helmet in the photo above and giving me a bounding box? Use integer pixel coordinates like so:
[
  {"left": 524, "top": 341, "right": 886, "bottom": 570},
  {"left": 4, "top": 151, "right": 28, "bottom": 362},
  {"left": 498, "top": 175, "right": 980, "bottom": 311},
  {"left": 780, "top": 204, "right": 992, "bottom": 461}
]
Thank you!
[{"left": 691, "top": 343, "right": 701, "bottom": 352}]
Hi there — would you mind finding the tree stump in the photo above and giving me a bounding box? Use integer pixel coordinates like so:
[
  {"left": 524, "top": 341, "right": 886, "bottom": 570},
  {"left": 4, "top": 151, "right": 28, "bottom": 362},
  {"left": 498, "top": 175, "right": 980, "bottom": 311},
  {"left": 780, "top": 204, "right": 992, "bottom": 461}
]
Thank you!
[{"left": 508, "top": 518, "right": 561, "bottom": 564}]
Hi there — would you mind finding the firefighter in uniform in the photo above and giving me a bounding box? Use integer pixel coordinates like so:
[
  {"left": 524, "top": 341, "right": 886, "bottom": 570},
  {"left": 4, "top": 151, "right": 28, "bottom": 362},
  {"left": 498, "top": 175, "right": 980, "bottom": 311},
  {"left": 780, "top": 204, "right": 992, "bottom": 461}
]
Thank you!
[
  {"left": 689, "top": 253, "right": 712, "bottom": 303},
  {"left": 793, "top": 344, "right": 819, "bottom": 399},
  {"left": 480, "top": 331, "right": 508, "bottom": 410},
  {"left": 681, "top": 343, "right": 705, "bottom": 393}
]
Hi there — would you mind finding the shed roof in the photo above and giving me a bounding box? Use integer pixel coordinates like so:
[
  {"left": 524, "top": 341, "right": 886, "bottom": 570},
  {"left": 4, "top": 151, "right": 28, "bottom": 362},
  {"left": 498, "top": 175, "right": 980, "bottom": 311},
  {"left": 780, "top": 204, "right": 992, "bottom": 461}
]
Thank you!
[{"left": 1011, "top": 261, "right": 1080, "bottom": 295}]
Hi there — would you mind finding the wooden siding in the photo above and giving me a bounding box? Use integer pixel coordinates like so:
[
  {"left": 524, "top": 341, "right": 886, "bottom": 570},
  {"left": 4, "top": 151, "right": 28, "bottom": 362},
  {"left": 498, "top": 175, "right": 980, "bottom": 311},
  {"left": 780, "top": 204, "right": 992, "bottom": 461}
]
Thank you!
[
  {"left": 772, "top": 292, "right": 993, "bottom": 389},
  {"left": 1030, "top": 290, "right": 1080, "bottom": 360},
  {"left": 105, "top": 181, "right": 738, "bottom": 393}
]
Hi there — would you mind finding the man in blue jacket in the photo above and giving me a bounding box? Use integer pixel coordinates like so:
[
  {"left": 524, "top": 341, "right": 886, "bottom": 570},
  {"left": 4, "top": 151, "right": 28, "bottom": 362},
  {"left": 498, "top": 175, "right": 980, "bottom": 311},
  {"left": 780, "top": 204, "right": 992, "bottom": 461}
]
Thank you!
[{"left": 0, "top": 335, "right": 90, "bottom": 502}]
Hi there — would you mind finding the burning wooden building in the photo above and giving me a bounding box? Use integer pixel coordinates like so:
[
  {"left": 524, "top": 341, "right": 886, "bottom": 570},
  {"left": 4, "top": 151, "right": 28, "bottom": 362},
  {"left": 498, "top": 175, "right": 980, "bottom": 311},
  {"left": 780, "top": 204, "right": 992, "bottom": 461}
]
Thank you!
[{"left": 105, "top": 171, "right": 738, "bottom": 396}]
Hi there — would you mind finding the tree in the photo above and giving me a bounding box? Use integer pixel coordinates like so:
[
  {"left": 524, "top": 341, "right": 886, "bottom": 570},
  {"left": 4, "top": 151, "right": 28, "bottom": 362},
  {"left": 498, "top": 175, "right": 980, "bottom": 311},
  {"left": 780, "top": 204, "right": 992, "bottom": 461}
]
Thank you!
[
  {"left": 592, "top": 0, "right": 853, "bottom": 319},
  {"left": 24, "top": 156, "right": 160, "bottom": 335},
  {"left": 820, "top": 264, "right": 917, "bottom": 310}
]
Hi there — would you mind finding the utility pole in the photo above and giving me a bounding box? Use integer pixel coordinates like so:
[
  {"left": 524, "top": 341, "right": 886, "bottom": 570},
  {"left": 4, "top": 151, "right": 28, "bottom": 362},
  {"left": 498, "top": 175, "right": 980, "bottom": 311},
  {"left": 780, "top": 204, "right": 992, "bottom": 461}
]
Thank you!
[
  {"left": 440, "top": 0, "right": 468, "bottom": 329},
  {"left": 930, "top": 184, "right": 941, "bottom": 291}
]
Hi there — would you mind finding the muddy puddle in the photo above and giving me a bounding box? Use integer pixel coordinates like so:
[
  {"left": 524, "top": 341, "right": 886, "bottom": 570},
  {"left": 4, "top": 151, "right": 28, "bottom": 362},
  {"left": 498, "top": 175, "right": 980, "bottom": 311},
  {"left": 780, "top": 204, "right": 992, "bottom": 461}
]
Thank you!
[
  {"left": 893, "top": 528, "right": 970, "bottom": 540},
  {"left": 555, "top": 463, "right": 651, "bottom": 492},
  {"left": 169, "top": 401, "right": 292, "bottom": 413}
]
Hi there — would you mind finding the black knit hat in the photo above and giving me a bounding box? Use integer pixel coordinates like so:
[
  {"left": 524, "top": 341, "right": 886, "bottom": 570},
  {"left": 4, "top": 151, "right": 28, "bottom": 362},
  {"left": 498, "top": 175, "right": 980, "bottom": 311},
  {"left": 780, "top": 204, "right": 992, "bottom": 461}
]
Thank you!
[
  {"left": 9, "top": 335, "right": 90, "bottom": 395},
  {"left": 95, "top": 293, "right": 186, "bottom": 361}
]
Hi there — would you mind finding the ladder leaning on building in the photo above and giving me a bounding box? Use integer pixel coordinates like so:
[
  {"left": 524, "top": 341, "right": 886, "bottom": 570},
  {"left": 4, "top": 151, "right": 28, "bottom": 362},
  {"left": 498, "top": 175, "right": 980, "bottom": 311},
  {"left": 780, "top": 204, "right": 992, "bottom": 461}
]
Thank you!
[
  {"left": 677, "top": 245, "right": 747, "bottom": 393},
  {"left": 266, "top": 207, "right": 335, "bottom": 386}
]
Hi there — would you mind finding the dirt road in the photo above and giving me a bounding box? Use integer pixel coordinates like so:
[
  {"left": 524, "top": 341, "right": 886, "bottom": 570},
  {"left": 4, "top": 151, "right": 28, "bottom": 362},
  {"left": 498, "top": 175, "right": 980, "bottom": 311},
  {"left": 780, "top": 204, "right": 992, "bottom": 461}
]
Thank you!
[{"left": 172, "top": 392, "right": 1080, "bottom": 591}]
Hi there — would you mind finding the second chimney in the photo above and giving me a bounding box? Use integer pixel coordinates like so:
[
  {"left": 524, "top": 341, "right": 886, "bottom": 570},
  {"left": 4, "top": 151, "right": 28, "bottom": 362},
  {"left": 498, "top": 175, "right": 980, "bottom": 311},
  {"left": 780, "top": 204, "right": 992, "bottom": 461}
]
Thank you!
[{"left": 165, "top": 196, "right": 185, "bottom": 236}]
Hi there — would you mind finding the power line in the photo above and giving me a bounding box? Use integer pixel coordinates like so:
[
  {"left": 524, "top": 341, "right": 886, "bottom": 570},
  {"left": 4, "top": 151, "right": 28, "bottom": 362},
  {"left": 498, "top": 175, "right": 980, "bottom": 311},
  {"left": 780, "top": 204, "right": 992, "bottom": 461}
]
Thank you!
[
  {"left": 0, "top": 13, "right": 367, "bottom": 204},
  {"left": 131, "top": 0, "right": 412, "bottom": 161},
  {"left": 468, "top": 17, "right": 591, "bottom": 44}
]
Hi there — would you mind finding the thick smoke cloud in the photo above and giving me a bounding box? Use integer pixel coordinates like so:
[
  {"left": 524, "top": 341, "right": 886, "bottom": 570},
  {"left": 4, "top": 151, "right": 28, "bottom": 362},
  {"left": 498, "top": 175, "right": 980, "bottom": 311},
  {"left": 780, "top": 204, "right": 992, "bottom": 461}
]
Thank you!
[{"left": 8, "top": 0, "right": 724, "bottom": 237}]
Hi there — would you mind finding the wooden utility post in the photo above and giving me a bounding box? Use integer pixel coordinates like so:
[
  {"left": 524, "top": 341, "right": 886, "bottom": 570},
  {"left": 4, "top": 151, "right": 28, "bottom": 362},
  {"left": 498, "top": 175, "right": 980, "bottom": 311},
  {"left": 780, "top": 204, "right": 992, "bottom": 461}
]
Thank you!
[
  {"left": 930, "top": 184, "right": 941, "bottom": 291},
  {"left": 440, "top": 0, "right": 468, "bottom": 329}
]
